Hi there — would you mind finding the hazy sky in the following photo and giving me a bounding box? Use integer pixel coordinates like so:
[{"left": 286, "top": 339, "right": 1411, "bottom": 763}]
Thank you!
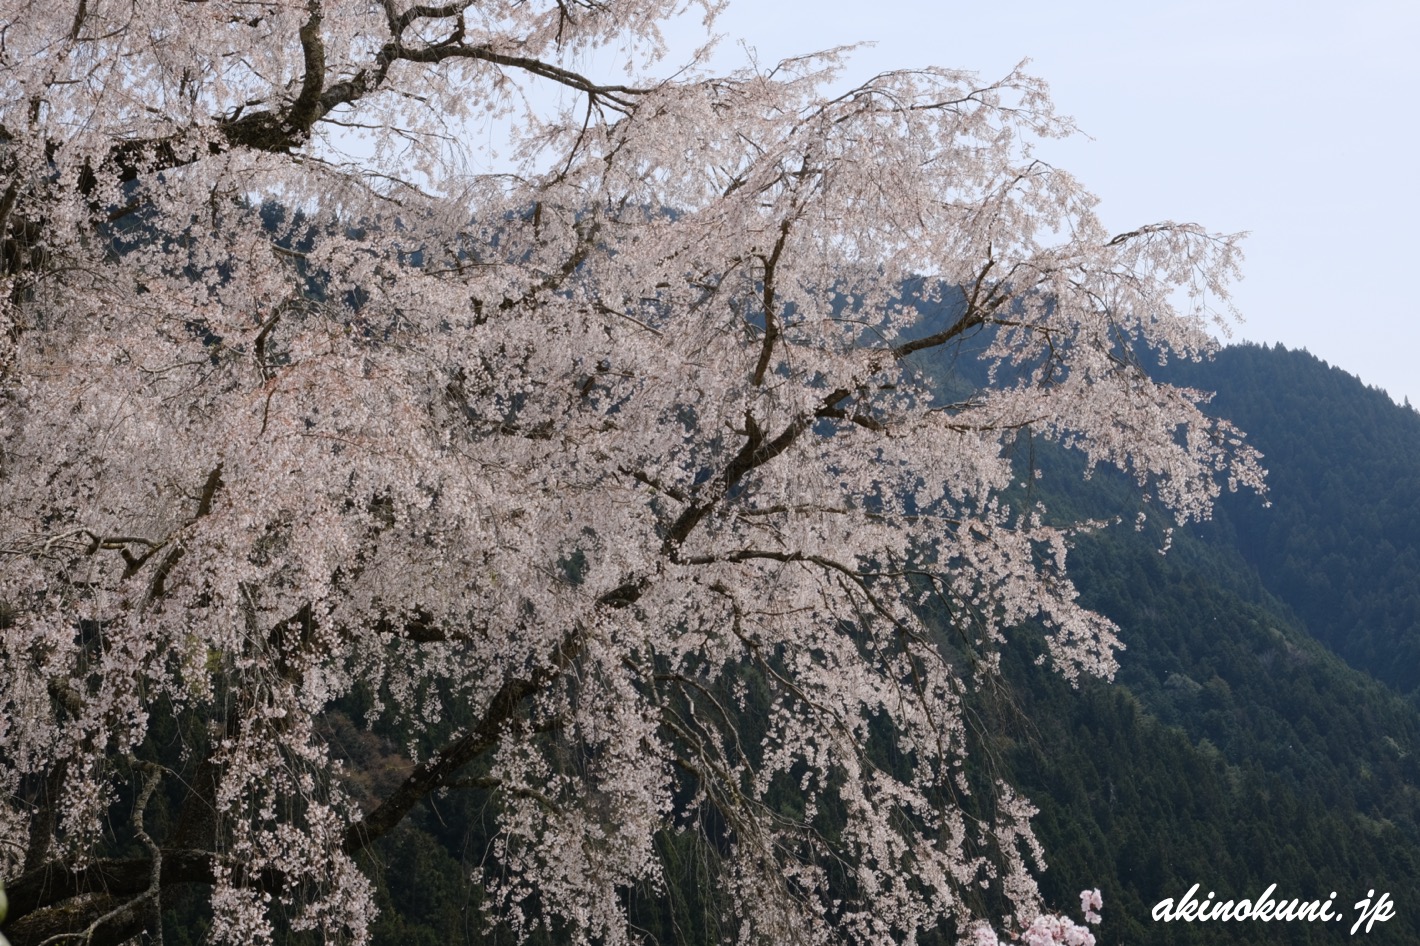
[{"left": 652, "top": 0, "right": 1420, "bottom": 406}]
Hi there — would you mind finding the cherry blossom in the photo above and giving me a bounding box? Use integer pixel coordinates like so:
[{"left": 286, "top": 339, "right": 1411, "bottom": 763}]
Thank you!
[{"left": 0, "top": 2, "right": 1261, "bottom": 944}]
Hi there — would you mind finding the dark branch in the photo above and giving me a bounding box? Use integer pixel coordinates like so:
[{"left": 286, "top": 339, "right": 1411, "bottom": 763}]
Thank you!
[
  {"left": 340, "top": 626, "right": 583, "bottom": 856},
  {"left": 4, "top": 850, "right": 283, "bottom": 945},
  {"left": 751, "top": 221, "right": 791, "bottom": 386}
]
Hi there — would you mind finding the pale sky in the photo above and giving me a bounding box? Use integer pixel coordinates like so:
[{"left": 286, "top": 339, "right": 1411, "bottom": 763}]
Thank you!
[{"left": 654, "top": 0, "right": 1420, "bottom": 406}]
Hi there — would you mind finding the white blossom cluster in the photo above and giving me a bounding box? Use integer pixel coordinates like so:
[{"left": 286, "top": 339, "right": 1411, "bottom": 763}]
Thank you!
[{"left": 0, "top": 2, "right": 1262, "bottom": 944}]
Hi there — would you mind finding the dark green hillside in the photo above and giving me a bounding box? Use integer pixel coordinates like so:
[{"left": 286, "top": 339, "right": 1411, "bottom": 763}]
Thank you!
[
  {"left": 1158, "top": 343, "right": 1420, "bottom": 696},
  {"left": 909, "top": 333, "right": 1420, "bottom": 942},
  {"left": 999, "top": 523, "right": 1420, "bottom": 944}
]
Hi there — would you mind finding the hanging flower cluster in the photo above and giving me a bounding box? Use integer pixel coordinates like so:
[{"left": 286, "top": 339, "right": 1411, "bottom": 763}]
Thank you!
[{"left": 0, "top": 2, "right": 1260, "bottom": 944}]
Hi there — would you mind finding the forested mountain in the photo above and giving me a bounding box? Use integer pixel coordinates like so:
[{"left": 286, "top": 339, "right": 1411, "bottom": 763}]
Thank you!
[
  {"left": 912, "top": 339, "right": 1420, "bottom": 944},
  {"left": 1001, "top": 519, "right": 1420, "bottom": 944},
  {"left": 1160, "top": 343, "right": 1420, "bottom": 696}
]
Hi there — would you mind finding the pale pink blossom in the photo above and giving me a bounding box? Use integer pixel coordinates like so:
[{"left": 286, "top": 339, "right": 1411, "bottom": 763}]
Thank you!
[{"left": 0, "top": 2, "right": 1257, "bottom": 943}]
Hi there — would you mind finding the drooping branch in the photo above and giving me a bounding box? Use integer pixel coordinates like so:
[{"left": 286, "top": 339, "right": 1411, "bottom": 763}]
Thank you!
[
  {"left": 890, "top": 256, "right": 1007, "bottom": 360},
  {"left": 389, "top": 40, "right": 643, "bottom": 111},
  {"left": 145, "top": 464, "right": 224, "bottom": 604},
  {"left": 3, "top": 851, "right": 283, "bottom": 946},
  {"left": 19, "top": 762, "right": 67, "bottom": 875},
  {"left": 55, "top": 4, "right": 646, "bottom": 209},
  {"left": 341, "top": 625, "right": 584, "bottom": 856},
  {"left": 663, "top": 411, "right": 814, "bottom": 554},
  {"left": 660, "top": 384, "right": 870, "bottom": 555}
]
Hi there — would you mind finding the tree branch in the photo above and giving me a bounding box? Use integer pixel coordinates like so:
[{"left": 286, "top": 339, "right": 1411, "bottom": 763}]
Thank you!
[{"left": 340, "top": 626, "right": 584, "bottom": 856}]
